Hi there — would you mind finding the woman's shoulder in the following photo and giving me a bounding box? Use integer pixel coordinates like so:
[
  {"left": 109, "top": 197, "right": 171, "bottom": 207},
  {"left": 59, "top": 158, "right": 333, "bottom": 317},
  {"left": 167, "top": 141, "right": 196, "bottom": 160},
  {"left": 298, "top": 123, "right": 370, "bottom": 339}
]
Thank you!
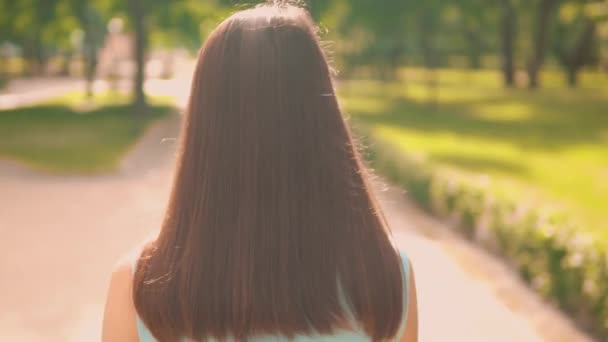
[
  {"left": 102, "top": 254, "right": 140, "bottom": 341},
  {"left": 395, "top": 247, "right": 411, "bottom": 276},
  {"left": 121, "top": 232, "right": 160, "bottom": 273},
  {"left": 395, "top": 247, "right": 417, "bottom": 342},
  {"left": 102, "top": 237, "right": 159, "bottom": 342},
  {"left": 115, "top": 249, "right": 141, "bottom": 275},
  {"left": 398, "top": 248, "right": 409, "bottom": 264},
  {"left": 108, "top": 240, "right": 151, "bottom": 296}
]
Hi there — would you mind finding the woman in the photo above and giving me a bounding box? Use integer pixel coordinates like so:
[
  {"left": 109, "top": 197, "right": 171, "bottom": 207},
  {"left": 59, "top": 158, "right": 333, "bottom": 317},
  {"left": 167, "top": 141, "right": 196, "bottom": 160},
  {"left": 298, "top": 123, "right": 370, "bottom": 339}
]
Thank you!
[{"left": 102, "top": 2, "right": 417, "bottom": 341}]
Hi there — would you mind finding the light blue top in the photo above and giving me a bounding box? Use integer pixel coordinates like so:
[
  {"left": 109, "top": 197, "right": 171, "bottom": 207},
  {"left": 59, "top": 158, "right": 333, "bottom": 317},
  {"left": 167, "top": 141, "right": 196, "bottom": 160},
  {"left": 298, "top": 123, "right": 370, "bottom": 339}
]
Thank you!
[{"left": 132, "top": 252, "right": 410, "bottom": 342}]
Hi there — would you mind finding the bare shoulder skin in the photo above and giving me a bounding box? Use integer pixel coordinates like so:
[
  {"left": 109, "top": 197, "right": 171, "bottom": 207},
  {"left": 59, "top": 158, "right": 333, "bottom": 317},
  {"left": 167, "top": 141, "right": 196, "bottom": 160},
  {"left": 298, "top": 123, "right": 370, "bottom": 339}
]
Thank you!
[
  {"left": 401, "top": 261, "right": 419, "bottom": 342},
  {"left": 101, "top": 258, "right": 139, "bottom": 342}
]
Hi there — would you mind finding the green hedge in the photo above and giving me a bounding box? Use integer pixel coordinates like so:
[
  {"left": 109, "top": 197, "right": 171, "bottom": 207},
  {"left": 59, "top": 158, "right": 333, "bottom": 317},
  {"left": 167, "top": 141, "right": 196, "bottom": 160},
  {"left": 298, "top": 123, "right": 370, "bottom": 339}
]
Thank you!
[{"left": 362, "top": 133, "right": 608, "bottom": 338}]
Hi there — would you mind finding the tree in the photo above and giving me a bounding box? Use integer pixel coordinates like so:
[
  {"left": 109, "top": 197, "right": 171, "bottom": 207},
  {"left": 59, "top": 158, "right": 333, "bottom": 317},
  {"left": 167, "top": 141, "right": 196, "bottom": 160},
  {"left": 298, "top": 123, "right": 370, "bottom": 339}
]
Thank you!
[
  {"left": 456, "top": 0, "right": 492, "bottom": 70},
  {"left": 0, "top": 0, "right": 16, "bottom": 82},
  {"left": 4, "top": 0, "right": 61, "bottom": 75},
  {"left": 30, "top": 0, "right": 62, "bottom": 75},
  {"left": 71, "top": 1, "right": 106, "bottom": 98},
  {"left": 343, "top": 0, "right": 411, "bottom": 79},
  {"left": 557, "top": 21, "right": 596, "bottom": 87},
  {"left": 526, "top": 0, "right": 560, "bottom": 89},
  {"left": 124, "top": 0, "right": 224, "bottom": 116},
  {"left": 127, "top": 0, "right": 148, "bottom": 117},
  {"left": 498, "top": 0, "right": 517, "bottom": 87},
  {"left": 553, "top": 0, "right": 601, "bottom": 87},
  {"left": 415, "top": 1, "right": 443, "bottom": 106}
]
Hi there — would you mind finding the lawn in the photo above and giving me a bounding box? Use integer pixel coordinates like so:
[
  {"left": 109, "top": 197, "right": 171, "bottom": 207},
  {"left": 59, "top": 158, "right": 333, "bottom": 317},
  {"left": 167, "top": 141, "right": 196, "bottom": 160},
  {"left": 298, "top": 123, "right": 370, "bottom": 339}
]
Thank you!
[
  {"left": 0, "top": 91, "right": 174, "bottom": 173},
  {"left": 339, "top": 69, "right": 608, "bottom": 236}
]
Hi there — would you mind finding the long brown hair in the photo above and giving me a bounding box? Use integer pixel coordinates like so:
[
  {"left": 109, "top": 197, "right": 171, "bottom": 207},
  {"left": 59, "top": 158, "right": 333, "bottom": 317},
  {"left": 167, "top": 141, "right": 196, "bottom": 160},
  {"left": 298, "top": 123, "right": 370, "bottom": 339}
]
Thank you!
[{"left": 133, "top": 2, "right": 404, "bottom": 341}]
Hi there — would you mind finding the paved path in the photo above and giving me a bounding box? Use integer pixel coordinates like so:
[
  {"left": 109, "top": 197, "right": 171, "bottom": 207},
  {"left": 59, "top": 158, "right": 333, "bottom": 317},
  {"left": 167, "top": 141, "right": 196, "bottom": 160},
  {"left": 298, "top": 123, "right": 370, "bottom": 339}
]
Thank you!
[
  {"left": 0, "top": 78, "right": 82, "bottom": 109},
  {"left": 0, "top": 77, "right": 191, "bottom": 110},
  {"left": 381, "top": 184, "right": 592, "bottom": 342},
  {"left": 0, "top": 115, "right": 181, "bottom": 341}
]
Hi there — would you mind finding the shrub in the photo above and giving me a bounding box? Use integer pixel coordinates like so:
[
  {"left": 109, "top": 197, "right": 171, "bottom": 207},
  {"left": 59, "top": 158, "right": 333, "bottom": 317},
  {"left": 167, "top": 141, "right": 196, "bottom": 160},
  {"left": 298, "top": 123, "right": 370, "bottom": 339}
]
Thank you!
[{"left": 362, "top": 133, "right": 608, "bottom": 338}]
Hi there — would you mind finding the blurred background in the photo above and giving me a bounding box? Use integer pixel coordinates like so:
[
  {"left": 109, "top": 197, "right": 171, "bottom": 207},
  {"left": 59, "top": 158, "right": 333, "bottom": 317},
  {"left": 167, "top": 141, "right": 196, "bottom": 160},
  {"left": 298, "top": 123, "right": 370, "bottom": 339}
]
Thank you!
[{"left": 0, "top": 0, "right": 607, "bottom": 341}]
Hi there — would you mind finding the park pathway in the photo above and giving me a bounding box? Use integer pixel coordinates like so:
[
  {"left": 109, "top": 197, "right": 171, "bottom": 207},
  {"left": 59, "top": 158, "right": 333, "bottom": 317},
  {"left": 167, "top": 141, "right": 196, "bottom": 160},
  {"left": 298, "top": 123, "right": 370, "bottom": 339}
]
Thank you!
[
  {"left": 0, "top": 78, "right": 82, "bottom": 109},
  {"left": 0, "top": 76, "right": 191, "bottom": 110},
  {"left": 0, "top": 85, "right": 593, "bottom": 341},
  {"left": 381, "top": 184, "right": 592, "bottom": 342}
]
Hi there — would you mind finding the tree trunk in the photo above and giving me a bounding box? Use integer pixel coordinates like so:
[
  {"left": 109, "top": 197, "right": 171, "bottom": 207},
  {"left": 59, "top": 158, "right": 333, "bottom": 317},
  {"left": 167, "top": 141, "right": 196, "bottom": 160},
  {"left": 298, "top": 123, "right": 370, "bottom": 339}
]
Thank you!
[
  {"left": 564, "top": 20, "right": 596, "bottom": 88},
  {"left": 418, "top": 9, "right": 439, "bottom": 106},
  {"left": 24, "top": 38, "right": 45, "bottom": 76},
  {"left": 60, "top": 50, "right": 72, "bottom": 76},
  {"left": 527, "top": 0, "right": 558, "bottom": 89},
  {"left": 129, "top": 0, "right": 147, "bottom": 118},
  {"left": 427, "top": 67, "right": 439, "bottom": 108},
  {"left": 499, "top": 0, "right": 516, "bottom": 87},
  {"left": 468, "top": 43, "right": 482, "bottom": 70},
  {"left": 527, "top": 66, "right": 539, "bottom": 89},
  {"left": 84, "top": 47, "right": 98, "bottom": 98},
  {"left": 0, "top": 52, "right": 7, "bottom": 80},
  {"left": 83, "top": 12, "right": 95, "bottom": 99},
  {"left": 566, "top": 65, "right": 577, "bottom": 87},
  {"left": 77, "top": 4, "right": 105, "bottom": 100},
  {"left": 30, "top": 2, "right": 52, "bottom": 77},
  {"left": 465, "top": 29, "right": 482, "bottom": 69},
  {"left": 34, "top": 42, "right": 46, "bottom": 76},
  {"left": 389, "top": 42, "right": 404, "bottom": 80}
]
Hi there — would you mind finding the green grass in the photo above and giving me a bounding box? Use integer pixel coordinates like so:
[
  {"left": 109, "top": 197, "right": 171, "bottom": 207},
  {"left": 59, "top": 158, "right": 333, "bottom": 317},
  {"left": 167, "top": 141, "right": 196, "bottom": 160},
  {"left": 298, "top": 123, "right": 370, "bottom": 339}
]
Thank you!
[
  {"left": 0, "top": 91, "right": 174, "bottom": 173},
  {"left": 340, "top": 68, "right": 608, "bottom": 236}
]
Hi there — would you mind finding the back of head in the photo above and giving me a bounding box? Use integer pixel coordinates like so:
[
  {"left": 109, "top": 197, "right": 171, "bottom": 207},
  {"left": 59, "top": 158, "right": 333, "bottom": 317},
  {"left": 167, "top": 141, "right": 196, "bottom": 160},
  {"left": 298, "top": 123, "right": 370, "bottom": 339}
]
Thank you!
[{"left": 133, "top": 2, "right": 404, "bottom": 341}]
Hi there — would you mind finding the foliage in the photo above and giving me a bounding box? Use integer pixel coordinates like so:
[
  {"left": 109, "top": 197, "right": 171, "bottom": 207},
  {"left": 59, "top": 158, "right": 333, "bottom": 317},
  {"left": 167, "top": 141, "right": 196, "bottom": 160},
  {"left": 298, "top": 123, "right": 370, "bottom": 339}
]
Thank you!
[
  {"left": 2, "top": 0, "right": 607, "bottom": 88},
  {"left": 362, "top": 134, "right": 608, "bottom": 337},
  {"left": 343, "top": 67, "right": 608, "bottom": 336},
  {"left": 150, "top": 1, "right": 227, "bottom": 50},
  {"left": 340, "top": 69, "right": 608, "bottom": 231},
  {"left": 0, "top": 91, "right": 173, "bottom": 173}
]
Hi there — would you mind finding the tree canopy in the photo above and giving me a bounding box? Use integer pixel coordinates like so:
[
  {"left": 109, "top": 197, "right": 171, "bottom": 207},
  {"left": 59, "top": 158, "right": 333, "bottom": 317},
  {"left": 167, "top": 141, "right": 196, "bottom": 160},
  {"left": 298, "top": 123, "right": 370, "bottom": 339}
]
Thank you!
[{"left": 1, "top": 0, "right": 606, "bottom": 91}]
